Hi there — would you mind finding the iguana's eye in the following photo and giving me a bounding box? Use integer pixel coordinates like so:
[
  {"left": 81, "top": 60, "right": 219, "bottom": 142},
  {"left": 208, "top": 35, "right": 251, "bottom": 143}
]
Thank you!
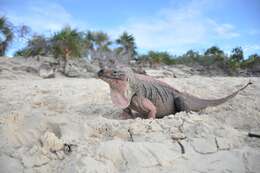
[{"left": 112, "top": 70, "right": 118, "bottom": 75}]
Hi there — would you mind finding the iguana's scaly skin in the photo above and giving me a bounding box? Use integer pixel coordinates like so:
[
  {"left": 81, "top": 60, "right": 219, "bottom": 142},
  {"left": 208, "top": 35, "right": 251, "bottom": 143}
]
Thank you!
[{"left": 97, "top": 67, "right": 251, "bottom": 119}]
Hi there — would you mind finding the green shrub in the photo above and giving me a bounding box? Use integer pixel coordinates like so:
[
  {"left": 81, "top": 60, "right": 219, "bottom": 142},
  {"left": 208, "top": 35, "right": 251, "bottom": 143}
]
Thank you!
[
  {"left": 14, "top": 49, "right": 31, "bottom": 57},
  {"left": 14, "top": 35, "right": 50, "bottom": 57},
  {"left": 240, "top": 54, "right": 260, "bottom": 69}
]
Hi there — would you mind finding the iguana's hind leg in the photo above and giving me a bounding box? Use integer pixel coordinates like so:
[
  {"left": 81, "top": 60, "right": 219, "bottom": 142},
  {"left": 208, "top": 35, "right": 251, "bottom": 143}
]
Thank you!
[
  {"left": 131, "top": 95, "right": 157, "bottom": 119},
  {"left": 174, "top": 97, "right": 188, "bottom": 112}
]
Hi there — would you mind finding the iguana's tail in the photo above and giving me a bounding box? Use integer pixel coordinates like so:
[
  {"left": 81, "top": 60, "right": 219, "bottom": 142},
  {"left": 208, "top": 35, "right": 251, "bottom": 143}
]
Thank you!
[{"left": 183, "top": 81, "right": 252, "bottom": 111}]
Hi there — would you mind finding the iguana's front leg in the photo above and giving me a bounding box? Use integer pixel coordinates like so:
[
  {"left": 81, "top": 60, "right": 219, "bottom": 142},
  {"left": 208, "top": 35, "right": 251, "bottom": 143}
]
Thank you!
[
  {"left": 131, "top": 95, "right": 157, "bottom": 119},
  {"left": 120, "top": 108, "right": 133, "bottom": 119}
]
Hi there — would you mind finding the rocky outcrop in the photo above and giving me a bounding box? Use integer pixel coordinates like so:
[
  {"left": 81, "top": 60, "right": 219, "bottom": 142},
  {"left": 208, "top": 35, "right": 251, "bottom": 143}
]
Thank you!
[
  {"left": 63, "top": 59, "right": 98, "bottom": 78},
  {"left": 0, "top": 56, "right": 99, "bottom": 79},
  {"left": 64, "top": 60, "right": 81, "bottom": 77},
  {"left": 39, "top": 63, "right": 55, "bottom": 78}
]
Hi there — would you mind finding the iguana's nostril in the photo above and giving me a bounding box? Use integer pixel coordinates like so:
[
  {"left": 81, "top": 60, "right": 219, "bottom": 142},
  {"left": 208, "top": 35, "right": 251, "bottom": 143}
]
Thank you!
[{"left": 97, "top": 69, "right": 104, "bottom": 76}]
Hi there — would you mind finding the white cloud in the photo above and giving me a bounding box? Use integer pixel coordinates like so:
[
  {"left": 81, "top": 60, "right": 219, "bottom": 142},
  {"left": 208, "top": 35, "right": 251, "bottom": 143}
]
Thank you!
[
  {"left": 209, "top": 21, "right": 240, "bottom": 38},
  {"left": 2, "top": 0, "right": 87, "bottom": 34},
  {"left": 243, "top": 44, "right": 260, "bottom": 52},
  {"left": 1, "top": 0, "right": 88, "bottom": 56},
  {"left": 110, "top": 0, "right": 240, "bottom": 54}
]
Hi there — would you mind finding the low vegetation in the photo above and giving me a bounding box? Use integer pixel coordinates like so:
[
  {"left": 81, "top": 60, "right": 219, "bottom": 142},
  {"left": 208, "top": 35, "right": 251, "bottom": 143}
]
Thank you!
[
  {"left": 1, "top": 16, "right": 260, "bottom": 74},
  {"left": 0, "top": 16, "right": 30, "bottom": 56}
]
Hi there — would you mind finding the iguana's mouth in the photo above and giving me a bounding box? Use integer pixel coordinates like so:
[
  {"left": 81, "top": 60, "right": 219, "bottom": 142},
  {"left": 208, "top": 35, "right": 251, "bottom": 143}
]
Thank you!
[
  {"left": 97, "top": 69, "right": 125, "bottom": 80},
  {"left": 100, "top": 75, "right": 124, "bottom": 80}
]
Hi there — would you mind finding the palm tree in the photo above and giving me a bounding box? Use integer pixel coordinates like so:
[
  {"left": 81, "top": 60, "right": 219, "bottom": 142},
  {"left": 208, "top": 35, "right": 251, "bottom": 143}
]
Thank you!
[
  {"left": 230, "top": 47, "right": 244, "bottom": 62},
  {"left": 51, "top": 26, "right": 84, "bottom": 70},
  {"left": 116, "top": 32, "right": 137, "bottom": 63},
  {"left": 84, "top": 31, "right": 111, "bottom": 61},
  {"left": 0, "top": 16, "right": 14, "bottom": 56},
  {"left": 51, "top": 26, "right": 83, "bottom": 58},
  {"left": 185, "top": 50, "right": 200, "bottom": 59},
  {"left": 83, "top": 31, "right": 94, "bottom": 50},
  {"left": 92, "top": 32, "right": 111, "bottom": 51},
  {"left": 82, "top": 31, "right": 94, "bottom": 60}
]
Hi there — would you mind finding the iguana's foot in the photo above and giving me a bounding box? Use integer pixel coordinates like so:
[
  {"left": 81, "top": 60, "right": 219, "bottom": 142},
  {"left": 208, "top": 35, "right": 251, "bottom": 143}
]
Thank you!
[
  {"left": 120, "top": 108, "right": 133, "bottom": 119},
  {"left": 120, "top": 111, "right": 132, "bottom": 119},
  {"left": 147, "top": 112, "right": 156, "bottom": 119}
]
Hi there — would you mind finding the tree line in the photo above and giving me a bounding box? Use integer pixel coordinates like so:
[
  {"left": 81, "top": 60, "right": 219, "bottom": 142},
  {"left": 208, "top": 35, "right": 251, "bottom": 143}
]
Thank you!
[
  {"left": 139, "top": 46, "right": 260, "bottom": 71},
  {"left": 1, "top": 16, "right": 259, "bottom": 72}
]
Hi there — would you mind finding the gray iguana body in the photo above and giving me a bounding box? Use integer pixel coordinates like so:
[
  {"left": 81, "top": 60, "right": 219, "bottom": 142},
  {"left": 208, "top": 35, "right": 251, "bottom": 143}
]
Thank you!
[{"left": 97, "top": 67, "right": 251, "bottom": 119}]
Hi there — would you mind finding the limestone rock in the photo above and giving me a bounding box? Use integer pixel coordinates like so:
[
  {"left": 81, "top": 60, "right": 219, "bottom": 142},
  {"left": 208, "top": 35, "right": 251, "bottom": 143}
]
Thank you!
[
  {"left": 40, "top": 131, "right": 64, "bottom": 152},
  {"left": 64, "top": 59, "right": 95, "bottom": 78},
  {"left": 39, "top": 63, "right": 55, "bottom": 78},
  {"left": 64, "top": 61, "right": 81, "bottom": 77},
  {"left": 216, "top": 137, "right": 231, "bottom": 150},
  {"left": 97, "top": 140, "right": 180, "bottom": 171},
  {"left": 190, "top": 137, "right": 218, "bottom": 154}
]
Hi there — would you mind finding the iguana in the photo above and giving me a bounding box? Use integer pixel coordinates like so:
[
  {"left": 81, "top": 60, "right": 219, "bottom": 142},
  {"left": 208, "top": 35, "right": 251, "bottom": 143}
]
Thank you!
[{"left": 97, "top": 67, "right": 251, "bottom": 119}]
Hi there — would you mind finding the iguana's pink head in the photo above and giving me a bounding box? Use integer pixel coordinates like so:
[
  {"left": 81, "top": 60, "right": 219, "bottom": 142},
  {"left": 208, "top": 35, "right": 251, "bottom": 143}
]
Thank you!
[{"left": 97, "top": 68, "right": 133, "bottom": 108}]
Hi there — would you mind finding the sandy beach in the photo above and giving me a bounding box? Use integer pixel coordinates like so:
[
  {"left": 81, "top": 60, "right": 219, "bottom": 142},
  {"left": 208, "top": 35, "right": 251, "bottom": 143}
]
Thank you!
[{"left": 0, "top": 57, "right": 260, "bottom": 172}]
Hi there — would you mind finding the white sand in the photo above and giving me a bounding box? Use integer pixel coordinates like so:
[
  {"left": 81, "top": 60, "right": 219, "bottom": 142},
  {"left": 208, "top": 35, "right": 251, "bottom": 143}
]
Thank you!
[{"left": 0, "top": 59, "right": 260, "bottom": 172}]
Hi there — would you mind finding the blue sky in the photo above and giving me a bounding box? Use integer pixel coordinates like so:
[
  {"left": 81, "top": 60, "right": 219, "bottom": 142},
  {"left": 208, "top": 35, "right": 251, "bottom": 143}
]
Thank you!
[{"left": 1, "top": 0, "right": 260, "bottom": 57}]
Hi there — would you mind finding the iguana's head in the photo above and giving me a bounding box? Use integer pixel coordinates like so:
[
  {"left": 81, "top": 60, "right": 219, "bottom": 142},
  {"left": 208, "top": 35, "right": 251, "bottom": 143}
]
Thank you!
[
  {"left": 97, "top": 68, "right": 128, "bottom": 83},
  {"left": 97, "top": 67, "right": 134, "bottom": 109}
]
